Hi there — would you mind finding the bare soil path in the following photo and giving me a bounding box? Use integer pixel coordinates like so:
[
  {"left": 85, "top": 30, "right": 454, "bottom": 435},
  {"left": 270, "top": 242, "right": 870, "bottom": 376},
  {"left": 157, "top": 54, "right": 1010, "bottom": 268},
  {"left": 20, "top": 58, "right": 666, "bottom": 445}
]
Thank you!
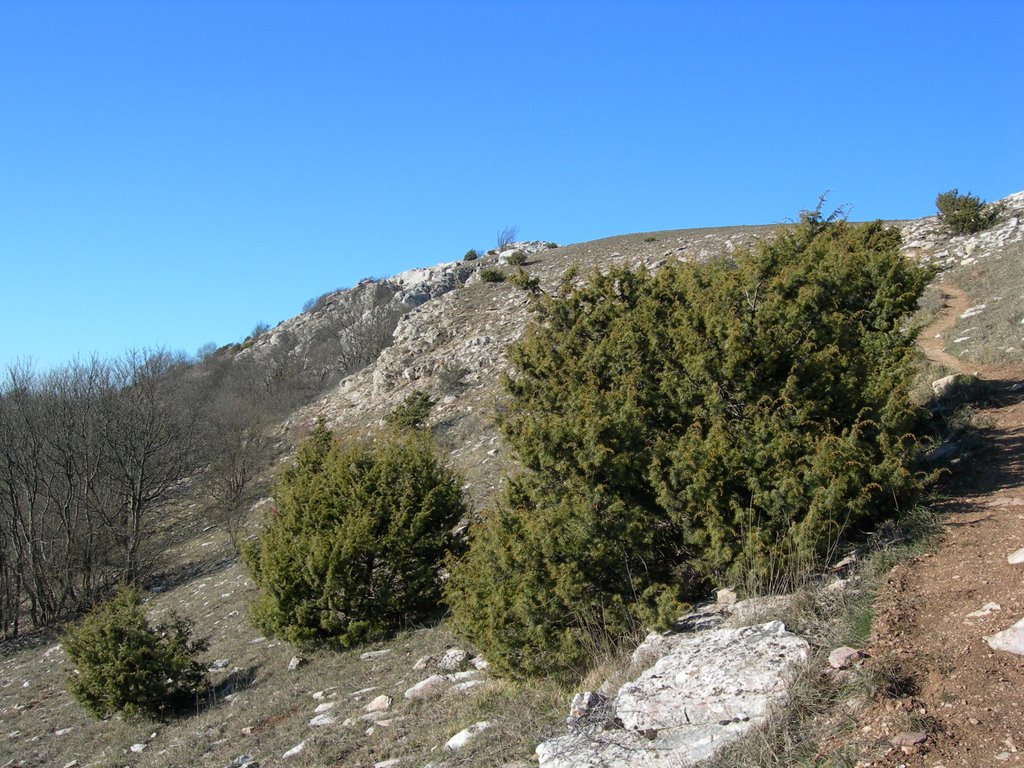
[{"left": 855, "top": 283, "right": 1024, "bottom": 766}]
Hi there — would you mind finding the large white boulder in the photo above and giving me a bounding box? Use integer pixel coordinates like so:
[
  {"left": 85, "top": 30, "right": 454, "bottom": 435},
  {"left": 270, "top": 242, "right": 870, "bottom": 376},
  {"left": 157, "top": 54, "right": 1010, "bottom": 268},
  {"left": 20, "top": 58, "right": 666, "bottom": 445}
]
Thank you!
[{"left": 537, "top": 621, "right": 809, "bottom": 767}]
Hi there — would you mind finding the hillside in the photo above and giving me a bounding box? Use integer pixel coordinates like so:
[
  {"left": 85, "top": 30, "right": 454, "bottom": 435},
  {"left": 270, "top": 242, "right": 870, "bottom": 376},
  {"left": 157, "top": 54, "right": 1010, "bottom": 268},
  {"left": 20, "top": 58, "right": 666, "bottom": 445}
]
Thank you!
[{"left": 1, "top": 193, "right": 1022, "bottom": 768}]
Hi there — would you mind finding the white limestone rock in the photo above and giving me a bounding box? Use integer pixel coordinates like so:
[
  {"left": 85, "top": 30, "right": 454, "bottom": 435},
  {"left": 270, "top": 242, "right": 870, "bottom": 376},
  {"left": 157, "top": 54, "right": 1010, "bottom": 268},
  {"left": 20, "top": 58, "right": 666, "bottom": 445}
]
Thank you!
[
  {"left": 404, "top": 674, "right": 448, "bottom": 700},
  {"left": 986, "top": 617, "right": 1024, "bottom": 656},
  {"left": 537, "top": 621, "right": 808, "bottom": 767},
  {"left": 445, "top": 720, "right": 491, "bottom": 751},
  {"left": 365, "top": 694, "right": 393, "bottom": 712},
  {"left": 438, "top": 647, "right": 470, "bottom": 671},
  {"left": 282, "top": 741, "right": 306, "bottom": 758}
]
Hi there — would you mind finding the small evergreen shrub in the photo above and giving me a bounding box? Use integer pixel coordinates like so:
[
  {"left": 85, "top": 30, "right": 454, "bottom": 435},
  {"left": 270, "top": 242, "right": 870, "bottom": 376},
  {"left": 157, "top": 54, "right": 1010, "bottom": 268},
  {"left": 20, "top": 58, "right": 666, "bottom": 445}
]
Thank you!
[
  {"left": 63, "top": 589, "right": 208, "bottom": 720},
  {"left": 479, "top": 267, "right": 506, "bottom": 283},
  {"left": 463, "top": 249, "right": 479, "bottom": 261},
  {"left": 385, "top": 390, "right": 436, "bottom": 431},
  {"left": 935, "top": 188, "right": 1004, "bottom": 235},
  {"left": 447, "top": 207, "right": 933, "bottom": 679},
  {"left": 507, "top": 250, "right": 527, "bottom": 266},
  {"left": 508, "top": 267, "right": 541, "bottom": 294},
  {"left": 244, "top": 421, "right": 465, "bottom": 648}
]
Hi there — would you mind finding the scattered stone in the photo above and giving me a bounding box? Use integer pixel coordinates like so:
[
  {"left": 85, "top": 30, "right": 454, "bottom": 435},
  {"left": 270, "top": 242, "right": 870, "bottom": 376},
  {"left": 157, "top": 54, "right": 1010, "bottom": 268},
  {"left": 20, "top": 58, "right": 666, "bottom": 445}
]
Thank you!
[
  {"left": 349, "top": 686, "right": 378, "bottom": 698},
  {"left": 129, "top": 743, "right": 147, "bottom": 753},
  {"left": 716, "top": 587, "right": 738, "bottom": 605},
  {"left": 309, "top": 713, "right": 337, "bottom": 727},
  {"left": 374, "top": 760, "right": 401, "bottom": 768},
  {"left": 568, "top": 691, "right": 608, "bottom": 722},
  {"left": 966, "top": 602, "right": 1002, "bottom": 618},
  {"left": 924, "top": 441, "right": 960, "bottom": 465},
  {"left": 438, "top": 647, "right": 470, "bottom": 671},
  {"left": 891, "top": 731, "right": 927, "bottom": 748},
  {"left": 959, "top": 304, "right": 987, "bottom": 319},
  {"left": 54, "top": 727, "right": 74, "bottom": 736},
  {"left": 470, "top": 656, "right": 490, "bottom": 671},
  {"left": 832, "top": 552, "right": 859, "bottom": 572},
  {"left": 413, "top": 654, "right": 433, "bottom": 670},
  {"left": 226, "top": 756, "right": 258, "bottom": 768},
  {"left": 287, "top": 655, "right": 306, "bottom": 671},
  {"left": 360, "top": 648, "right": 393, "bottom": 661},
  {"left": 986, "top": 617, "right": 1024, "bottom": 655},
  {"left": 312, "top": 687, "right": 339, "bottom": 700},
  {"left": 828, "top": 646, "right": 866, "bottom": 670},
  {"left": 365, "top": 694, "right": 393, "bottom": 712},
  {"left": 1009, "top": 548, "right": 1024, "bottom": 565},
  {"left": 404, "top": 674, "right": 447, "bottom": 700},
  {"left": 62, "top": 762, "right": 79, "bottom": 768},
  {"left": 282, "top": 741, "right": 306, "bottom": 758},
  {"left": 314, "top": 701, "right": 337, "bottom": 714},
  {"left": 823, "top": 578, "right": 849, "bottom": 593},
  {"left": 209, "top": 658, "right": 231, "bottom": 671},
  {"left": 445, "top": 720, "right": 491, "bottom": 751},
  {"left": 449, "top": 679, "right": 487, "bottom": 694},
  {"left": 931, "top": 373, "right": 969, "bottom": 399}
]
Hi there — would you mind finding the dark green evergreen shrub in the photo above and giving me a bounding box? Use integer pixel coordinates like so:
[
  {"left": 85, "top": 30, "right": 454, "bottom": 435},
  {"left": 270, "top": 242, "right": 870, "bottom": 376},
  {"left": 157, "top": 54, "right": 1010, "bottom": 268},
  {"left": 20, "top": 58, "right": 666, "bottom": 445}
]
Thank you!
[
  {"left": 385, "top": 390, "right": 436, "bottom": 431},
  {"left": 63, "top": 589, "right": 208, "bottom": 720},
  {"left": 507, "top": 250, "right": 527, "bottom": 266},
  {"left": 446, "top": 208, "right": 933, "bottom": 679},
  {"left": 935, "top": 188, "right": 1004, "bottom": 235},
  {"left": 479, "top": 267, "right": 506, "bottom": 283},
  {"left": 463, "top": 249, "right": 479, "bottom": 261},
  {"left": 244, "top": 421, "right": 465, "bottom": 648},
  {"left": 508, "top": 267, "right": 541, "bottom": 294}
]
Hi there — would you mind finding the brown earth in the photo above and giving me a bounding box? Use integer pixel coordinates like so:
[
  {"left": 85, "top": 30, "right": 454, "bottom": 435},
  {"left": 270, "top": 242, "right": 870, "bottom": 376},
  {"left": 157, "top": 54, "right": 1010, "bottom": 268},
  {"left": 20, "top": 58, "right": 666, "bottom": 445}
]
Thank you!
[{"left": 850, "top": 282, "right": 1024, "bottom": 766}]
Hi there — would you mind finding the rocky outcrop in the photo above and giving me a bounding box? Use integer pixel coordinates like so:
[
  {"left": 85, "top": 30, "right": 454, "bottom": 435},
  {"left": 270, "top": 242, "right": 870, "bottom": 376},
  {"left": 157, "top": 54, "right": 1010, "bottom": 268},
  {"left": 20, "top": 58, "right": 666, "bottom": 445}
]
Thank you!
[
  {"left": 536, "top": 621, "right": 809, "bottom": 767},
  {"left": 897, "top": 191, "right": 1024, "bottom": 271}
]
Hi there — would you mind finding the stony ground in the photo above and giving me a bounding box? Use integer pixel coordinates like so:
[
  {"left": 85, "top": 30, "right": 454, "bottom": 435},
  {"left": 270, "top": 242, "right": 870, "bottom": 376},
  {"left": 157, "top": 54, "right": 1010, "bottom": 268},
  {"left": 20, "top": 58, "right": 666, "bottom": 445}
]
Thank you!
[{"left": 841, "top": 281, "right": 1024, "bottom": 767}]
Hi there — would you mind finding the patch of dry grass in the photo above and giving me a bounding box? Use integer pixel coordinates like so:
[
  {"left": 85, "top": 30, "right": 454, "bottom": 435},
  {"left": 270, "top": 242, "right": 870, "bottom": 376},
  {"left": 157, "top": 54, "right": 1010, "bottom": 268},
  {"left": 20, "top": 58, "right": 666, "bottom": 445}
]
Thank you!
[
  {"left": 943, "top": 240, "right": 1024, "bottom": 367},
  {"left": 0, "top": 522, "right": 569, "bottom": 768}
]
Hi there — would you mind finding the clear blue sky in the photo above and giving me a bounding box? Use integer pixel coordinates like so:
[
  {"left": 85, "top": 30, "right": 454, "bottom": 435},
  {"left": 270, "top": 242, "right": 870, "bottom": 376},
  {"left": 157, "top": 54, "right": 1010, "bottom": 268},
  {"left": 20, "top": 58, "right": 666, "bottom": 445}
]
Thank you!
[{"left": 2, "top": 1, "right": 1021, "bottom": 371}]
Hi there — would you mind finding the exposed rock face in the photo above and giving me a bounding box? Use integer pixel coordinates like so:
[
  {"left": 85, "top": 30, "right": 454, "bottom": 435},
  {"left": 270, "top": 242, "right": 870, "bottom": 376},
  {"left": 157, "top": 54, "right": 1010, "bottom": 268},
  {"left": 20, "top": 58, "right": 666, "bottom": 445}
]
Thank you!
[
  {"left": 536, "top": 621, "right": 809, "bottom": 767},
  {"left": 897, "top": 190, "right": 1024, "bottom": 271}
]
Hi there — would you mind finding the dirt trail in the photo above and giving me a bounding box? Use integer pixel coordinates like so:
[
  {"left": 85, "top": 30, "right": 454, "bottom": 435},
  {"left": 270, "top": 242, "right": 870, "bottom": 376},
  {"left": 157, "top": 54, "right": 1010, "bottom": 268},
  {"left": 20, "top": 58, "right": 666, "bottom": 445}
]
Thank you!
[{"left": 854, "top": 283, "right": 1024, "bottom": 766}]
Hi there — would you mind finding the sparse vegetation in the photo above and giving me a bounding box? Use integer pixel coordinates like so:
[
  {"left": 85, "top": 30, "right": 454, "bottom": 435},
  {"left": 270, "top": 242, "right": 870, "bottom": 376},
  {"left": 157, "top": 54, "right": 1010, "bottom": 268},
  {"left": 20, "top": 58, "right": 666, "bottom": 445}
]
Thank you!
[
  {"left": 507, "top": 249, "right": 527, "bottom": 266},
  {"left": 478, "top": 267, "right": 506, "bottom": 283},
  {"left": 463, "top": 248, "right": 479, "bottom": 261},
  {"left": 935, "top": 188, "right": 1005, "bottom": 235},
  {"left": 508, "top": 267, "right": 541, "bottom": 294},
  {"left": 496, "top": 225, "right": 519, "bottom": 250},
  {"left": 447, "top": 208, "right": 933, "bottom": 679},
  {"left": 245, "top": 421, "right": 466, "bottom": 648},
  {"left": 63, "top": 588, "right": 208, "bottom": 720}
]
